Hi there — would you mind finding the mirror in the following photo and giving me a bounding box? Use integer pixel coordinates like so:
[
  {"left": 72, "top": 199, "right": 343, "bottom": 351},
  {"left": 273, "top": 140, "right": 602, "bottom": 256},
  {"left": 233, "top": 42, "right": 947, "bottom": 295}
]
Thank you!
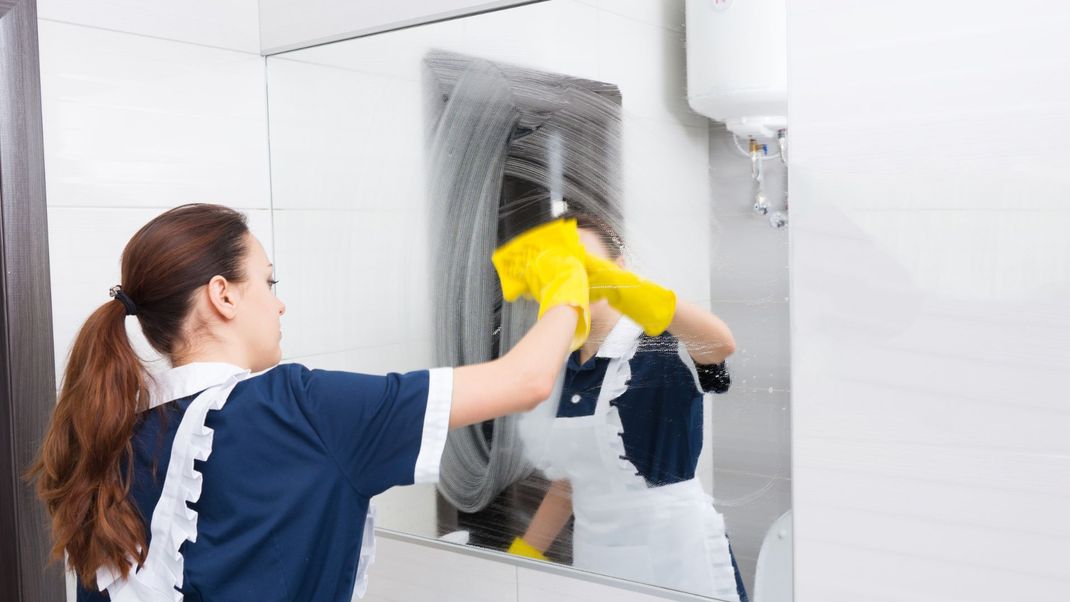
[{"left": 265, "top": 2, "right": 791, "bottom": 599}]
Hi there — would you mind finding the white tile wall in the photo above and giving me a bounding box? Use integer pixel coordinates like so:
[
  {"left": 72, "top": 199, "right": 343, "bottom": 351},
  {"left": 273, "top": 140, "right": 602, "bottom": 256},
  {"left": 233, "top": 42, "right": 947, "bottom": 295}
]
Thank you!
[
  {"left": 594, "top": 0, "right": 685, "bottom": 32},
  {"left": 596, "top": 6, "right": 703, "bottom": 127},
  {"left": 516, "top": 564, "right": 674, "bottom": 601},
  {"left": 38, "top": 21, "right": 271, "bottom": 211},
  {"left": 359, "top": 537, "right": 519, "bottom": 602},
  {"left": 38, "top": 0, "right": 261, "bottom": 53},
  {"left": 270, "top": 209, "right": 430, "bottom": 360},
  {"left": 789, "top": 1, "right": 1070, "bottom": 601},
  {"left": 265, "top": 59, "right": 426, "bottom": 211},
  {"left": 620, "top": 116, "right": 712, "bottom": 304},
  {"left": 457, "top": 0, "right": 600, "bottom": 80}
]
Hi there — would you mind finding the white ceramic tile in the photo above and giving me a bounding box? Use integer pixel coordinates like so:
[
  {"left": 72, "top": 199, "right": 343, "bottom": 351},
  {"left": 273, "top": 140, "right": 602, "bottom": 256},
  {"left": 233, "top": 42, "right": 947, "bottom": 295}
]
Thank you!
[
  {"left": 789, "top": 4, "right": 1070, "bottom": 600},
  {"left": 617, "top": 119, "right": 711, "bottom": 302},
  {"left": 48, "top": 207, "right": 272, "bottom": 386},
  {"left": 710, "top": 212, "right": 790, "bottom": 303},
  {"left": 272, "top": 209, "right": 432, "bottom": 359},
  {"left": 596, "top": 8, "right": 705, "bottom": 126},
  {"left": 457, "top": 0, "right": 600, "bottom": 81},
  {"left": 271, "top": 12, "right": 468, "bottom": 82},
  {"left": 788, "top": 155, "right": 1070, "bottom": 213},
  {"left": 622, "top": 211, "right": 710, "bottom": 304},
  {"left": 620, "top": 118, "right": 710, "bottom": 220},
  {"left": 794, "top": 453, "right": 1070, "bottom": 601},
  {"left": 267, "top": 2, "right": 603, "bottom": 210},
  {"left": 796, "top": 536, "right": 1067, "bottom": 602},
  {"left": 372, "top": 483, "right": 439, "bottom": 538},
  {"left": 360, "top": 537, "right": 517, "bottom": 602},
  {"left": 38, "top": 0, "right": 261, "bottom": 53},
  {"left": 712, "top": 387, "right": 791, "bottom": 479},
  {"left": 516, "top": 566, "right": 672, "bottom": 602},
  {"left": 710, "top": 472, "right": 791, "bottom": 565},
  {"left": 38, "top": 21, "right": 271, "bottom": 210},
  {"left": 710, "top": 301, "right": 790, "bottom": 392},
  {"left": 847, "top": 209, "right": 1070, "bottom": 306},
  {"left": 788, "top": 2, "right": 1070, "bottom": 212},
  {"left": 788, "top": 1, "right": 1070, "bottom": 130},
  {"left": 266, "top": 59, "right": 426, "bottom": 211},
  {"left": 597, "top": 0, "right": 686, "bottom": 32}
]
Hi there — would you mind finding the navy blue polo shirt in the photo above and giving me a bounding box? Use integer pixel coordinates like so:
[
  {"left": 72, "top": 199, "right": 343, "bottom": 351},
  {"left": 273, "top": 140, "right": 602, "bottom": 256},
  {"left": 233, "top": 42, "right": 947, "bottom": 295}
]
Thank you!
[
  {"left": 77, "top": 362, "right": 448, "bottom": 601},
  {"left": 556, "top": 331, "right": 730, "bottom": 487}
]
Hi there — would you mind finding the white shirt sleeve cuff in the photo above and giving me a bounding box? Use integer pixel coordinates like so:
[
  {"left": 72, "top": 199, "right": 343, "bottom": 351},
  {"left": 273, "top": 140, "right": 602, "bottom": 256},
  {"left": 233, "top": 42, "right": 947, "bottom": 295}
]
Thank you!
[{"left": 413, "top": 367, "right": 453, "bottom": 484}]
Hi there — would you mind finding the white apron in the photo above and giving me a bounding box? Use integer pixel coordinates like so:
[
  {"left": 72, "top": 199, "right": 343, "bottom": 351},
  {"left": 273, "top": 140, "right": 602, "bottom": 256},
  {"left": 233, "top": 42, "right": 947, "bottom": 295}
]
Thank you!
[
  {"left": 542, "top": 320, "right": 740, "bottom": 601},
  {"left": 93, "top": 362, "right": 379, "bottom": 601}
]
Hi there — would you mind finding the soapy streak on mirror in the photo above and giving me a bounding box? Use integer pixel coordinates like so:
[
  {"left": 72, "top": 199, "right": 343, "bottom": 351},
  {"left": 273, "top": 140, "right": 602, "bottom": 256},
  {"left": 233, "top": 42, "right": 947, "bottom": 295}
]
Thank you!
[{"left": 425, "top": 51, "right": 627, "bottom": 513}]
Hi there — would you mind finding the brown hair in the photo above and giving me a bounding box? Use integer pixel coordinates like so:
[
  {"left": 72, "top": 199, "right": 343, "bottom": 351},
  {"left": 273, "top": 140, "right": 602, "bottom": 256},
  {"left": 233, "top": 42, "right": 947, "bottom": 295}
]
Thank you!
[
  {"left": 561, "top": 208, "right": 625, "bottom": 259},
  {"left": 28, "top": 203, "right": 250, "bottom": 588}
]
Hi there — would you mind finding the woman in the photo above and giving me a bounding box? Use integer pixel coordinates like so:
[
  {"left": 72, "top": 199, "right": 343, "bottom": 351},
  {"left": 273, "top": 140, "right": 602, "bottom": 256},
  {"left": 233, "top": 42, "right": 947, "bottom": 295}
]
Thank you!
[
  {"left": 510, "top": 212, "right": 748, "bottom": 602},
  {"left": 31, "top": 204, "right": 593, "bottom": 601}
]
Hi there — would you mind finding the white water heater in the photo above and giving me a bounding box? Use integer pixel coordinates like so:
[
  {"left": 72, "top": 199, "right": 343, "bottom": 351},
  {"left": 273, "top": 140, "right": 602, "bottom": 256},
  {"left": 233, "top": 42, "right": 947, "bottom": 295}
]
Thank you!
[{"left": 685, "top": 0, "right": 787, "bottom": 139}]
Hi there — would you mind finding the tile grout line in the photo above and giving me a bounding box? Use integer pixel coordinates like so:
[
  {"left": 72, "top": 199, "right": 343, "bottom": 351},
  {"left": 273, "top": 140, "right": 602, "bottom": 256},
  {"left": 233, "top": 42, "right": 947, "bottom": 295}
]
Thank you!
[{"left": 37, "top": 17, "right": 262, "bottom": 55}]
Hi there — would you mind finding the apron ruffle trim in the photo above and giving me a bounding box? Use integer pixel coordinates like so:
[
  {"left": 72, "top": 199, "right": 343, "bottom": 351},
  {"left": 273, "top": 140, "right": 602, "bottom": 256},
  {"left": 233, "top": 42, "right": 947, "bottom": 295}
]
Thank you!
[
  {"left": 98, "top": 370, "right": 249, "bottom": 601},
  {"left": 352, "top": 503, "right": 377, "bottom": 598}
]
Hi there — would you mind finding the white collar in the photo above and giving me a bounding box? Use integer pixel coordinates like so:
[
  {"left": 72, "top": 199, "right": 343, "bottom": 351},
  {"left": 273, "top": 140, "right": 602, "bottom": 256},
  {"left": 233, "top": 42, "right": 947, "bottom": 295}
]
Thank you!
[
  {"left": 595, "top": 316, "right": 645, "bottom": 359},
  {"left": 144, "top": 362, "right": 251, "bottom": 411}
]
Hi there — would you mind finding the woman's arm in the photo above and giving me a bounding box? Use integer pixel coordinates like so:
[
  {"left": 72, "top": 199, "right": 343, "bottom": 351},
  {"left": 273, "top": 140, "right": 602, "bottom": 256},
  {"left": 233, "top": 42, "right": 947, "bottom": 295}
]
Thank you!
[
  {"left": 519, "top": 479, "right": 573, "bottom": 553},
  {"left": 667, "top": 299, "right": 736, "bottom": 365},
  {"left": 449, "top": 305, "right": 577, "bottom": 429}
]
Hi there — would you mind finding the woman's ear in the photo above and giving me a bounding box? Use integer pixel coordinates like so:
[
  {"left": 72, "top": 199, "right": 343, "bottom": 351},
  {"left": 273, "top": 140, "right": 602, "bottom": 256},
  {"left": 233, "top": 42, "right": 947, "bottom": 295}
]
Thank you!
[{"left": 206, "top": 275, "right": 239, "bottom": 320}]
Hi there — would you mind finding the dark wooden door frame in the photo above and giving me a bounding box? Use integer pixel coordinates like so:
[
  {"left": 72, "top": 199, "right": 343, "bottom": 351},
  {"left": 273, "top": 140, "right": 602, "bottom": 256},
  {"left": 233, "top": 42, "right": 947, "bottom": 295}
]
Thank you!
[{"left": 0, "top": 0, "right": 64, "bottom": 599}]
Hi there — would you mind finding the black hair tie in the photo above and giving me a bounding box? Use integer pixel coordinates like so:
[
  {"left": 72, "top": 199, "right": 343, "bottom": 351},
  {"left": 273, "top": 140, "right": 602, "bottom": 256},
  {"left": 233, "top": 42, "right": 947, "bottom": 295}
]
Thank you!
[{"left": 109, "top": 285, "right": 138, "bottom": 316}]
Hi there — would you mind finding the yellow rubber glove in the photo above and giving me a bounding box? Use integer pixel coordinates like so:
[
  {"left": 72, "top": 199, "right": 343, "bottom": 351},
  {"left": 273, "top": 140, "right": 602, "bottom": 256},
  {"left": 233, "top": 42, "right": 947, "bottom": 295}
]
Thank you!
[
  {"left": 584, "top": 253, "right": 677, "bottom": 336},
  {"left": 507, "top": 536, "right": 548, "bottom": 561},
  {"left": 492, "top": 219, "right": 590, "bottom": 351}
]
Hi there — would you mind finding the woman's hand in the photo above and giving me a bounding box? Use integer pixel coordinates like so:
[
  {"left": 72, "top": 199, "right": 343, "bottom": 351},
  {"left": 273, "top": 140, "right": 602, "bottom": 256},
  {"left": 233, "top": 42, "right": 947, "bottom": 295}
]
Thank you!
[
  {"left": 450, "top": 220, "right": 596, "bottom": 430},
  {"left": 492, "top": 219, "right": 590, "bottom": 351}
]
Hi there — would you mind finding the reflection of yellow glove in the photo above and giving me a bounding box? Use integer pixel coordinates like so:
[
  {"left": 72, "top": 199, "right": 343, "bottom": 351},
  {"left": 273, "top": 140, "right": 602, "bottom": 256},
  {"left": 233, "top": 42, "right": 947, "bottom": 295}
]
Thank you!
[
  {"left": 492, "top": 219, "right": 590, "bottom": 351},
  {"left": 584, "top": 254, "right": 677, "bottom": 336},
  {"left": 508, "top": 536, "right": 548, "bottom": 561}
]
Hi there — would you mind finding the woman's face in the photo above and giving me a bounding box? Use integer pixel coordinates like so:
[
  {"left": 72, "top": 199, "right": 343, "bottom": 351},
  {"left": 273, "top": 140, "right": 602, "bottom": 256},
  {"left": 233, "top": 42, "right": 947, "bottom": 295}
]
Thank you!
[
  {"left": 234, "top": 234, "right": 286, "bottom": 371},
  {"left": 577, "top": 227, "right": 623, "bottom": 321}
]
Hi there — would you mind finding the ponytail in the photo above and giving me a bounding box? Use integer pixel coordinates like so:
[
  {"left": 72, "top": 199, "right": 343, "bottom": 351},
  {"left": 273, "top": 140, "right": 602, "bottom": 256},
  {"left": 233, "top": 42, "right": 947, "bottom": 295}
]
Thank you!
[{"left": 30, "top": 299, "right": 149, "bottom": 587}]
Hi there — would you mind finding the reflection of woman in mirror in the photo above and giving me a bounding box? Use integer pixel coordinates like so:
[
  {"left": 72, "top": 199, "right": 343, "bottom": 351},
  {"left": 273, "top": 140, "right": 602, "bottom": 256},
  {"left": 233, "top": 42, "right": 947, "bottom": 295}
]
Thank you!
[
  {"left": 30, "top": 204, "right": 592, "bottom": 601},
  {"left": 512, "top": 211, "right": 748, "bottom": 602}
]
